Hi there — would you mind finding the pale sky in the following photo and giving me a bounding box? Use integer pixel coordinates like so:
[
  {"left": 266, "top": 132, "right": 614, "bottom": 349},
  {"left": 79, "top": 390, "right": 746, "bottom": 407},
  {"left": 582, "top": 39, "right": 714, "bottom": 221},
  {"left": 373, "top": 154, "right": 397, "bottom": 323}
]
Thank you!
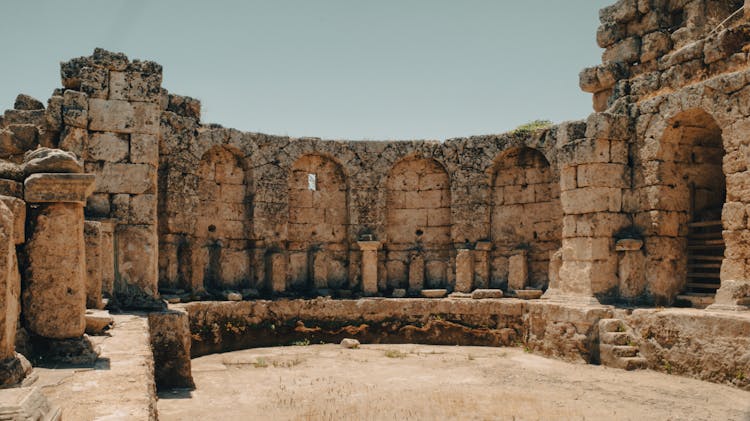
[{"left": 1, "top": 1, "right": 611, "bottom": 140}]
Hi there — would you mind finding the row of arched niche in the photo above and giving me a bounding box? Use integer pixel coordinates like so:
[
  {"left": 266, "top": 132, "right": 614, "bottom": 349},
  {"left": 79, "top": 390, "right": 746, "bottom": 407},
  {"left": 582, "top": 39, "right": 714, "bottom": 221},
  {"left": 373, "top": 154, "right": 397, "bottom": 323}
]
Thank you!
[{"left": 187, "top": 145, "right": 562, "bottom": 294}]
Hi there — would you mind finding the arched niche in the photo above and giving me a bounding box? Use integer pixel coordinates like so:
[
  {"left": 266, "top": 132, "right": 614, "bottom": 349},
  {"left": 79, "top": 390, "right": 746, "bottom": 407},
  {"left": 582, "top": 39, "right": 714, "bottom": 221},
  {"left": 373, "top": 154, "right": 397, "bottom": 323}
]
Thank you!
[
  {"left": 287, "top": 154, "right": 349, "bottom": 291},
  {"left": 192, "top": 146, "right": 252, "bottom": 291},
  {"left": 385, "top": 157, "right": 451, "bottom": 290},
  {"left": 489, "top": 147, "right": 561, "bottom": 290}
]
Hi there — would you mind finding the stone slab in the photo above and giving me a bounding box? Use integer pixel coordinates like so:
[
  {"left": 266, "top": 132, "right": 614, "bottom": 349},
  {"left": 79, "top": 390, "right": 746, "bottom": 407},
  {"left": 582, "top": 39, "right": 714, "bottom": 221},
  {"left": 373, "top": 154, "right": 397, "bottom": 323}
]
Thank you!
[
  {"left": 0, "top": 387, "right": 61, "bottom": 421},
  {"left": 421, "top": 289, "right": 448, "bottom": 298},
  {"left": 472, "top": 289, "right": 504, "bottom": 299}
]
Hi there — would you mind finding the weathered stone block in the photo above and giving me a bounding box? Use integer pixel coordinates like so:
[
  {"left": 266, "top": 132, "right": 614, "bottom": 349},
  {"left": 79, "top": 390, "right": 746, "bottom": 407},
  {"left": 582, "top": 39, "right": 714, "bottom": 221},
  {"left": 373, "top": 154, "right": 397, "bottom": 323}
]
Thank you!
[
  {"left": 561, "top": 187, "right": 622, "bottom": 214},
  {"left": 62, "top": 90, "right": 88, "bottom": 128},
  {"left": 109, "top": 71, "right": 163, "bottom": 103},
  {"left": 88, "top": 132, "right": 129, "bottom": 162},
  {"left": 130, "top": 133, "right": 158, "bottom": 165},
  {"left": 455, "top": 249, "right": 474, "bottom": 293},
  {"left": 149, "top": 309, "right": 194, "bottom": 390},
  {"left": 508, "top": 252, "right": 528, "bottom": 291},
  {"left": 80, "top": 67, "right": 109, "bottom": 99},
  {"left": 88, "top": 99, "right": 160, "bottom": 134},
  {"left": 84, "top": 221, "right": 103, "bottom": 309},
  {"left": 59, "top": 126, "right": 88, "bottom": 159},
  {"left": 129, "top": 194, "right": 157, "bottom": 225},
  {"left": 23, "top": 203, "right": 87, "bottom": 339},
  {"left": 95, "top": 163, "right": 155, "bottom": 194},
  {"left": 115, "top": 224, "right": 158, "bottom": 300}
]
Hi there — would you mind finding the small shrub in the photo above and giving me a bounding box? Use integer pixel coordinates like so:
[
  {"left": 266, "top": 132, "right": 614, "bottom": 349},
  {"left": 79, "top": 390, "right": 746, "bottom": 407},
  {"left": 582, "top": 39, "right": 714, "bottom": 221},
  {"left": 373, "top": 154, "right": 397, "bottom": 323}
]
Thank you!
[
  {"left": 253, "top": 357, "right": 268, "bottom": 368},
  {"left": 384, "top": 349, "right": 407, "bottom": 359},
  {"left": 512, "top": 119, "right": 553, "bottom": 136},
  {"left": 292, "top": 338, "right": 310, "bottom": 346}
]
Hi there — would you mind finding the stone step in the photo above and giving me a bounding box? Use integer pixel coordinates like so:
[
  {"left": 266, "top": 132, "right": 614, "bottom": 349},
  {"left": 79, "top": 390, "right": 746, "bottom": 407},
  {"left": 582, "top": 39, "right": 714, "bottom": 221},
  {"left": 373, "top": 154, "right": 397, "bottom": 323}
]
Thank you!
[
  {"left": 598, "top": 318, "right": 625, "bottom": 333},
  {"left": 621, "top": 357, "right": 648, "bottom": 371},
  {"left": 675, "top": 294, "right": 715, "bottom": 309},
  {"left": 601, "top": 331, "right": 631, "bottom": 346},
  {"left": 611, "top": 345, "right": 639, "bottom": 358}
]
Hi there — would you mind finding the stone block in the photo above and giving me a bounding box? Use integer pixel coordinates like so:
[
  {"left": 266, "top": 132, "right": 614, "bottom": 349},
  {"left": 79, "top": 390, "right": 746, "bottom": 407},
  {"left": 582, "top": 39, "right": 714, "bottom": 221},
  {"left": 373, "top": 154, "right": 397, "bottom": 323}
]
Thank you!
[
  {"left": 0, "top": 179, "right": 22, "bottom": 199},
  {"left": 576, "top": 163, "right": 629, "bottom": 188},
  {"left": 99, "top": 220, "right": 116, "bottom": 297},
  {"left": 62, "top": 90, "right": 89, "bottom": 129},
  {"left": 80, "top": 66, "right": 109, "bottom": 99},
  {"left": 471, "top": 289, "right": 503, "bottom": 299},
  {"left": 408, "top": 253, "right": 425, "bottom": 292},
  {"left": 23, "top": 148, "right": 83, "bottom": 175},
  {"left": 358, "top": 241, "right": 381, "bottom": 295},
  {"left": 641, "top": 31, "right": 671, "bottom": 63},
  {"left": 88, "top": 132, "right": 129, "bottom": 162},
  {"left": 561, "top": 187, "right": 622, "bottom": 214},
  {"left": 602, "top": 36, "right": 641, "bottom": 64},
  {"left": 129, "top": 194, "right": 157, "bottom": 225},
  {"left": 268, "top": 252, "right": 287, "bottom": 293},
  {"left": 95, "top": 163, "right": 155, "bottom": 194},
  {"left": 115, "top": 224, "right": 158, "bottom": 301},
  {"left": 454, "top": 249, "right": 474, "bottom": 293},
  {"left": 23, "top": 203, "right": 87, "bottom": 339},
  {"left": 562, "top": 237, "right": 612, "bottom": 261},
  {"left": 420, "top": 289, "right": 447, "bottom": 298},
  {"left": 149, "top": 309, "right": 194, "bottom": 390},
  {"left": 59, "top": 126, "right": 88, "bottom": 159},
  {"left": 84, "top": 221, "right": 104, "bottom": 309},
  {"left": 130, "top": 133, "right": 158, "bottom": 165},
  {"left": 0, "top": 196, "right": 25, "bottom": 245},
  {"left": 0, "top": 201, "right": 18, "bottom": 360},
  {"left": 24, "top": 173, "right": 95, "bottom": 204},
  {"left": 508, "top": 252, "right": 528, "bottom": 291},
  {"left": 88, "top": 99, "right": 160, "bottom": 134},
  {"left": 109, "top": 71, "right": 163, "bottom": 103},
  {"left": 85, "top": 309, "right": 113, "bottom": 335}
]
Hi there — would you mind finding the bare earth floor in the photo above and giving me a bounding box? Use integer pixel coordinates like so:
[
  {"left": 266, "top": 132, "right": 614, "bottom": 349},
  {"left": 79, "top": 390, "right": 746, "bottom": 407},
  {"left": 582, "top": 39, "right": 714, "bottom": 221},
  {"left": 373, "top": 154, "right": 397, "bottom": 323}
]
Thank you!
[{"left": 157, "top": 344, "right": 750, "bottom": 421}]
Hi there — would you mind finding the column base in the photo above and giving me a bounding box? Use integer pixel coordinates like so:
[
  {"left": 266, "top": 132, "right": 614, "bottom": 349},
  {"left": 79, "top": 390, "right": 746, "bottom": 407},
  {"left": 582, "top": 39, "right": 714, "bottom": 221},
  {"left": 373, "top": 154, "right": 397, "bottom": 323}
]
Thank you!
[
  {"left": 29, "top": 335, "right": 100, "bottom": 365},
  {"left": 0, "top": 353, "right": 32, "bottom": 388}
]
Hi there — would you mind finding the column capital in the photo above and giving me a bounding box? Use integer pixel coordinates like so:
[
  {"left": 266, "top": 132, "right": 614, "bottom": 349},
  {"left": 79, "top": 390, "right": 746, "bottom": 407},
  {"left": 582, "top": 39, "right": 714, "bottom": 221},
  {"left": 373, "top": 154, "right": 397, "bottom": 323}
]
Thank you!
[
  {"left": 24, "top": 173, "right": 95, "bottom": 204},
  {"left": 357, "top": 241, "right": 382, "bottom": 251}
]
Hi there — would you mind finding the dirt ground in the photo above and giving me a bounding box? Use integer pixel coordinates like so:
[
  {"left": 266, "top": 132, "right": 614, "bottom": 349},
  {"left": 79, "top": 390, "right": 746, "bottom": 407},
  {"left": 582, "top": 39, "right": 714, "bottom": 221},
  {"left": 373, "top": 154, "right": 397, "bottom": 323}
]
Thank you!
[{"left": 157, "top": 344, "right": 750, "bottom": 421}]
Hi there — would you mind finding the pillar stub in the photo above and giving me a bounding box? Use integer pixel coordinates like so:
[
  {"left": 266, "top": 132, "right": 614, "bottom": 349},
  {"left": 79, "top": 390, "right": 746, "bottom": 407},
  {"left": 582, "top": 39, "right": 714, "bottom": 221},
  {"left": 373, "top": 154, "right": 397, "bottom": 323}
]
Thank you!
[
  {"left": 24, "top": 173, "right": 95, "bottom": 204},
  {"left": 358, "top": 241, "right": 381, "bottom": 296}
]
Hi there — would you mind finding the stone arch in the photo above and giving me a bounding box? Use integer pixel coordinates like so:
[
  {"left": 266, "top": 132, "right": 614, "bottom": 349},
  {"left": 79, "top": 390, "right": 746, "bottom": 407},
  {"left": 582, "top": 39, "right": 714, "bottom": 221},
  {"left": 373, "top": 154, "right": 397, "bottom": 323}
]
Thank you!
[
  {"left": 287, "top": 154, "right": 349, "bottom": 292},
  {"left": 649, "top": 109, "right": 725, "bottom": 303},
  {"left": 191, "top": 145, "right": 252, "bottom": 291},
  {"left": 489, "top": 147, "right": 561, "bottom": 290},
  {"left": 385, "top": 156, "right": 451, "bottom": 291}
]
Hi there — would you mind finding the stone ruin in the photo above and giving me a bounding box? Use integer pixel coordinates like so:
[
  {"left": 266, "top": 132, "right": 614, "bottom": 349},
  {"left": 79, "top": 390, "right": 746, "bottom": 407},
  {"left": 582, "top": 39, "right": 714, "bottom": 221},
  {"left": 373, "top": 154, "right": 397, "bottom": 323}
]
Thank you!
[{"left": 1, "top": 0, "right": 750, "bottom": 418}]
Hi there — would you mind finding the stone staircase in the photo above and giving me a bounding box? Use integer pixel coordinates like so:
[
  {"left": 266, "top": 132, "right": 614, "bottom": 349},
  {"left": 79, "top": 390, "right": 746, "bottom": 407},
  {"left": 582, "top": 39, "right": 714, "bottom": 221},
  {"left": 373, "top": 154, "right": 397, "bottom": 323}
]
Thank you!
[{"left": 598, "top": 319, "right": 647, "bottom": 371}]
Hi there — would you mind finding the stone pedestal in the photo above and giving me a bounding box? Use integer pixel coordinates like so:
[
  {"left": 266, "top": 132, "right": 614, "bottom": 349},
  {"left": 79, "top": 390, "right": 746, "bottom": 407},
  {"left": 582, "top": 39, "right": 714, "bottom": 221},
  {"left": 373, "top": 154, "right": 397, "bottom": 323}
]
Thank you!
[
  {"left": 474, "top": 241, "right": 492, "bottom": 289},
  {"left": 357, "top": 241, "right": 381, "bottom": 296},
  {"left": 455, "top": 249, "right": 474, "bottom": 293},
  {"left": 98, "top": 220, "right": 116, "bottom": 298},
  {"left": 408, "top": 252, "right": 424, "bottom": 293},
  {"left": 508, "top": 251, "right": 528, "bottom": 291},
  {"left": 84, "top": 220, "right": 104, "bottom": 309},
  {"left": 23, "top": 173, "right": 95, "bottom": 340}
]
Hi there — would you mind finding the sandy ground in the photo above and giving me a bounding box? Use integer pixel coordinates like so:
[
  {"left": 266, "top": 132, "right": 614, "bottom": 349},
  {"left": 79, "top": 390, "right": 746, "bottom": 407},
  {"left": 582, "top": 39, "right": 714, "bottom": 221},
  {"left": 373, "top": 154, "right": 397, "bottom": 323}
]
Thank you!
[{"left": 157, "top": 344, "right": 750, "bottom": 421}]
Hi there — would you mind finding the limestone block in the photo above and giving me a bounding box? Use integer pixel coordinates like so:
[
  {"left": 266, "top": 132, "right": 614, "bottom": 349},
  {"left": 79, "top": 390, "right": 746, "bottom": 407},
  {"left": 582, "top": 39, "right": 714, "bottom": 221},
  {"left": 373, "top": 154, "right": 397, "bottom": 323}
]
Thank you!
[
  {"left": 24, "top": 173, "right": 95, "bottom": 205},
  {"left": 0, "top": 179, "right": 23, "bottom": 198},
  {"left": 130, "top": 133, "right": 158, "bottom": 165},
  {"left": 0, "top": 196, "right": 25, "bottom": 245},
  {"left": 95, "top": 163, "right": 155, "bottom": 194},
  {"left": 358, "top": 241, "right": 380, "bottom": 295},
  {"left": 14, "top": 94, "right": 44, "bottom": 111},
  {"left": 99, "top": 220, "right": 116, "bottom": 297},
  {"left": 561, "top": 187, "right": 622, "bottom": 214},
  {"left": 641, "top": 31, "right": 671, "bottom": 63},
  {"left": 84, "top": 221, "right": 104, "bottom": 309},
  {"left": 167, "top": 94, "right": 201, "bottom": 120},
  {"left": 88, "top": 99, "right": 160, "bottom": 134},
  {"left": 23, "top": 148, "right": 83, "bottom": 175},
  {"left": 408, "top": 253, "right": 425, "bottom": 292},
  {"left": 59, "top": 126, "right": 88, "bottom": 159},
  {"left": 603, "top": 36, "right": 641, "bottom": 64},
  {"left": 471, "top": 289, "right": 503, "bottom": 299},
  {"left": 23, "top": 203, "right": 86, "bottom": 339},
  {"left": 109, "top": 71, "right": 163, "bottom": 103},
  {"left": 576, "top": 163, "right": 629, "bottom": 188},
  {"left": 618, "top": 250, "right": 646, "bottom": 299},
  {"left": 562, "top": 237, "right": 612, "bottom": 261},
  {"left": 62, "top": 89, "right": 88, "bottom": 128},
  {"left": 149, "top": 309, "right": 194, "bottom": 390},
  {"left": 85, "top": 193, "right": 110, "bottom": 217},
  {"left": 80, "top": 66, "right": 109, "bottom": 99},
  {"left": 0, "top": 201, "right": 18, "bottom": 360},
  {"left": 425, "top": 260, "right": 447, "bottom": 287},
  {"left": 455, "top": 249, "right": 474, "bottom": 293},
  {"left": 268, "top": 252, "right": 287, "bottom": 293},
  {"left": 87, "top": 132, "right": 129, "bottom": 162},
  {"left": 115, "top": 224, "right": 158, "bottom": 300},
  {"left": 508, "top": 252, "right": 528, "bottom": 291},
  {"left": 218, "top": 249, "right": 250, "bottom": 289},
  {"left": 129, "top": 194, "right": 157, "bottom": 225}
]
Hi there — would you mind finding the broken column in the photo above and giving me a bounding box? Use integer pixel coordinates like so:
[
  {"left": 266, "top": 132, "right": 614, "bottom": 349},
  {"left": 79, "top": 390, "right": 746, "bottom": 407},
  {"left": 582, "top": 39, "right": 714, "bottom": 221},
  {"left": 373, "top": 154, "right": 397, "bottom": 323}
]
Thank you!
[
  {"left": 455, "top": 248, "right": 474, "bottom": 293},
  {"left": 84, "top": 220, "right": 103, "bottom": 309},
  {"left": 408, "top": 252, "right": 424, "bottom": 294},
  {"left": 357, "top": 241, "right": 381, "bottom": 296},
  {"left": 99, "top": 219, "right": 116, "bottom": 298},
  {"left": 22, "top": 152, "right": 97, "bottom": 361},
  {"left": 473, "top": 241, "right": 492, "bottom": 289},
  {"left": 0, "top": 199, "right": 27, "bottom": 387}
]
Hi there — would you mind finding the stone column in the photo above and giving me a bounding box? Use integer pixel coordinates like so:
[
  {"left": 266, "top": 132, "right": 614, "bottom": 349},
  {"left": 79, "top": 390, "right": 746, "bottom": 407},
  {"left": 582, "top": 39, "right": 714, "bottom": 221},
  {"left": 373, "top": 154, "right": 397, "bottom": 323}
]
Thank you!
[
  {"left": 474, "top": 241, "right": 492, "bottom": 289},
  {"left": 23, "top": 173, "right": 95, "bottom": 341},
  {"left": 84, "top": 220, "right": 103, "bottom": 309},
  {"left": 455, "top": 249, "right": 474, "bottom": 293},
  {"left": 357, "top": 241, "right": 381, "bottom": 296},
  {"left": 408, "top": 252, "right": 424, "bottom": 293},
  {"left": 98, "top": 220, "right": 116, "bottom": 298},
  {"left": 0, "top": 199, "right": 27, "bottom": 387}
]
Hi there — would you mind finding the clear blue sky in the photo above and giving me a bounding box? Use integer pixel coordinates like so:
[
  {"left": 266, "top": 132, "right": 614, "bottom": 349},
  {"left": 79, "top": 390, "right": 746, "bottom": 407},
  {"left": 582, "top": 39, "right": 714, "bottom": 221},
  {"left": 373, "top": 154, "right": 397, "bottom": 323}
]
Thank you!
[{"left": 1, "top": 1, "right": 611, "bottom": 140}]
